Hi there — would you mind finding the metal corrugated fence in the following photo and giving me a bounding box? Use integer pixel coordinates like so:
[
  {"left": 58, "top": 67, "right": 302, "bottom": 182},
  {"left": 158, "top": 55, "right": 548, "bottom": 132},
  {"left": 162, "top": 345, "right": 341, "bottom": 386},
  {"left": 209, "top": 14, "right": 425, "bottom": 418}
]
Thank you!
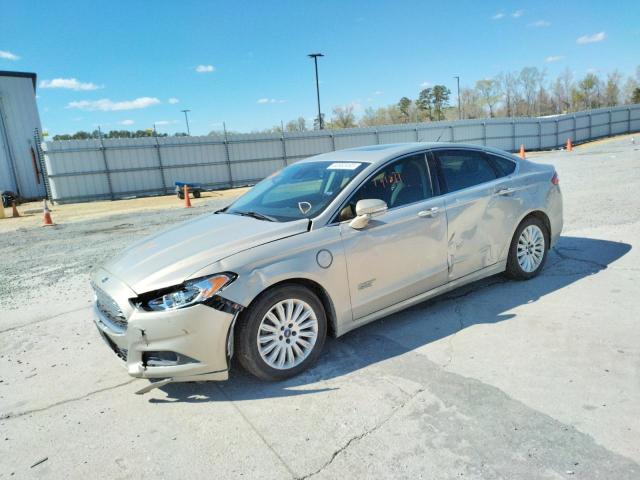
[{"left": 44, "top": 104, "right": 640, "bottom": 203}]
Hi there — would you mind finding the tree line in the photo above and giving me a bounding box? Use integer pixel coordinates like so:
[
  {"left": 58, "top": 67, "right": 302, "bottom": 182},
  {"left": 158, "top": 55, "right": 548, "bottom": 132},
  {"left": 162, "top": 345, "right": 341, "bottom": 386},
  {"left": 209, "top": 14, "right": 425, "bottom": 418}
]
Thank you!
[
  {"left": 52, "top": 129, "right": 188, "bottom": 141},
  {"left": 252, "top": 65, "right": 640, "bottom": 133}
]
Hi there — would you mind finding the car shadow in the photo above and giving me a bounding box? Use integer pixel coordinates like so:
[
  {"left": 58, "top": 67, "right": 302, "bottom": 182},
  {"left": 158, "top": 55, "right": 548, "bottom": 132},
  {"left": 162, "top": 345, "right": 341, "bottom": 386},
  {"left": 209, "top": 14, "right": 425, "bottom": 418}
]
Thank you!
[{"left": 151, "top": 236, "right": 630, "bottom": 404}]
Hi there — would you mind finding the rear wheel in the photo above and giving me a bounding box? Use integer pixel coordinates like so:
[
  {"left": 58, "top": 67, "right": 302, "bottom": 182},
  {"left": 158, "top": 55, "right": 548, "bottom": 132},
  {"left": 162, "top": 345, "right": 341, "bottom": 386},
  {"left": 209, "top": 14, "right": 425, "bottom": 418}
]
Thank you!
[
  {"left": 505, "top": 217, "right": 548, "bottom": 280},
  {"left": 235, "top": 285, "right": 327, "bottom": 381}
]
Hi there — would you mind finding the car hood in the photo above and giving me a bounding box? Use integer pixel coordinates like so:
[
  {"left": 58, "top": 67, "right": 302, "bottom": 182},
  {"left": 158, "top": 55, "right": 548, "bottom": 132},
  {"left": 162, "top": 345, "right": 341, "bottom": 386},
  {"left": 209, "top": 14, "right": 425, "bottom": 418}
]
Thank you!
[{"left": 103, "top": 213, "right": 309, "bottom": 294}]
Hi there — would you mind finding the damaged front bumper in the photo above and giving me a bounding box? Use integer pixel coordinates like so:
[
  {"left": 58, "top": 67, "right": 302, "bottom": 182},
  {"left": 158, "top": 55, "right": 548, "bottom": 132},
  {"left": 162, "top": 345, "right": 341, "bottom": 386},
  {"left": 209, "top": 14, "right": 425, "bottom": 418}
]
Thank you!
[{"left": 92, "top": 272, "right": 242, "bottom": 385}]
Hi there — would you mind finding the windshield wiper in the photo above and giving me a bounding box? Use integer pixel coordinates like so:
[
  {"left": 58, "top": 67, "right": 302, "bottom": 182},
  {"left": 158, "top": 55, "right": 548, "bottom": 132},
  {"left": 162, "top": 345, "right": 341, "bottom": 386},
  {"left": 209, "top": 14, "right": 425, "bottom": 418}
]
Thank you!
[{"left": 236, "top": 211, "right": 277, "bottom": 222}]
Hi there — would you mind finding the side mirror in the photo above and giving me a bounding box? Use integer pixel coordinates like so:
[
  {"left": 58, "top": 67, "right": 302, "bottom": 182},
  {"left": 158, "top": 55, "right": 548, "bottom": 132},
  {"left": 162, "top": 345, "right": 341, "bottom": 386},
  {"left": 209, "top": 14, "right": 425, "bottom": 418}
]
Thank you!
[{"left": 349, "top": 199, "right": 388, "bottom": 229}]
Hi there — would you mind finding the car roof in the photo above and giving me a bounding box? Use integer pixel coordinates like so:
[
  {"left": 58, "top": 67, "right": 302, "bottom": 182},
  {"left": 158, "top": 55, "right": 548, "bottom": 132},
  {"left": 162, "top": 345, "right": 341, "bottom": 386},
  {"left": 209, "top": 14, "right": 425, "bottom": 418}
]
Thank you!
[{"left": 300, "top": 142, "right": 517, "bottom": 166}]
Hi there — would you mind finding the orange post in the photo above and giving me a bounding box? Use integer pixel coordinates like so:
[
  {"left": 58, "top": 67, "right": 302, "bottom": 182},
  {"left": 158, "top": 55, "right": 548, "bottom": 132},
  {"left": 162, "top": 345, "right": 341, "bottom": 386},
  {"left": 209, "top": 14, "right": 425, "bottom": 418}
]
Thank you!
[
  {"left": 519, "top": 144, "right": 526, "bottom": 159},
  {"left": 11, "top": 201, "right": 20, "bottom": 218},
  {"left": 566, "top": 138, "right": 573, "bottom": 151},
  {"left": 184, "top": 185, "right": 192, "bottom": 208},
  {"left": 42, "top": 200, "right": 54, "bottom": 226}
]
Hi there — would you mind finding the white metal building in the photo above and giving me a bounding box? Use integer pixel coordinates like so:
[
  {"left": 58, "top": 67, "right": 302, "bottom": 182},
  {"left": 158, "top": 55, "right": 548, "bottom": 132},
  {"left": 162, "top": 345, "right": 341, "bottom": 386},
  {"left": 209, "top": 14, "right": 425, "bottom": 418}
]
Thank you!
[{"left": 0, "top": 71, "right": 46, "bottom": 199}]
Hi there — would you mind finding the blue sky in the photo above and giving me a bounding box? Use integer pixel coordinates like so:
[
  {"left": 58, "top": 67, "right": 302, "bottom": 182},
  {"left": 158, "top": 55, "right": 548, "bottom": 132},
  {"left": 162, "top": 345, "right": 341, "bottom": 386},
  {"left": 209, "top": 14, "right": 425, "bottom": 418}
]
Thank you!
[{"left": 2, "top": 0, "right": 639, "bottom": 135}]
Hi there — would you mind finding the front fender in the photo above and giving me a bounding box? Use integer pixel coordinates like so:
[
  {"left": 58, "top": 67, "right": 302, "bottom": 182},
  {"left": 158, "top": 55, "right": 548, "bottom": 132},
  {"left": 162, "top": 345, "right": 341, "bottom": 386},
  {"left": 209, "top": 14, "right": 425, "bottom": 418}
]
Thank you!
[{"left": 190, "top": 226, "right": 354, "bottom": 335}]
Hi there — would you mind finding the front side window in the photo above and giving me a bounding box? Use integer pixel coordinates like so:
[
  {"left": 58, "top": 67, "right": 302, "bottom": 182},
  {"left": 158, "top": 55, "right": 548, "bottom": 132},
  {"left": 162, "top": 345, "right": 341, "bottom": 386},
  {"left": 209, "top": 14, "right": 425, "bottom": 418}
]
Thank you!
[
  {"left": 435, "top": 150, "right": 498, "bottom": 193},
  {"left": 226, "top": 161, "right": 367, "bottom": 222},
  {"left": 337, "top": 154, "right": 432, "bottom": 221}
]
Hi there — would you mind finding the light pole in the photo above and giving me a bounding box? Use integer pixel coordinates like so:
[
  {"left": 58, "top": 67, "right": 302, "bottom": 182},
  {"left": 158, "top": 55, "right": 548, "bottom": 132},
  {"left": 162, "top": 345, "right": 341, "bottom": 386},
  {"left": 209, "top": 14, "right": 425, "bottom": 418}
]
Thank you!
[
  {"left": 453, "top": 75, "right": 461, "bottom": 120},
  {"left": 308, "top": 53, "right": 324, "bottom": 129},
  {"left": 181, "top": 109, "right": 191, "bottom": 135}
]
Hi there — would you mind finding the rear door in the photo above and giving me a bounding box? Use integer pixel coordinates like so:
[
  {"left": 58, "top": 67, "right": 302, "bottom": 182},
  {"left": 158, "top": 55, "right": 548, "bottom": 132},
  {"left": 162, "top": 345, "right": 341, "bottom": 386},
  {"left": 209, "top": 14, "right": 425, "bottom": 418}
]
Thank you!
[{"left": 432, "top": 148, "right": 520, "bottom": 280}]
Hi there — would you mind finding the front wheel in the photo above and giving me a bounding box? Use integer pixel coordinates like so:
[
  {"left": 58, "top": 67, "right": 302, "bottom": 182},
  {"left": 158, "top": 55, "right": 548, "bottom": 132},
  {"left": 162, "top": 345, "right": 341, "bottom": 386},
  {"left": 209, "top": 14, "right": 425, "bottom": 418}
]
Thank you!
[
  {"left": 505, "top": 217, "right": 549, "bottom": 280},
  {"left": 235, "top": 285, "right": 327, "bottom": 381}
]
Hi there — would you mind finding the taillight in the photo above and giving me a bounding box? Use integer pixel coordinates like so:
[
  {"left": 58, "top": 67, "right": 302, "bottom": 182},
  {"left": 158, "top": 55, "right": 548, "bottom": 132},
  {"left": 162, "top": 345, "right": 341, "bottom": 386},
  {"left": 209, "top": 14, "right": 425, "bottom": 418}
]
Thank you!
[{"left": 551, "top": 172, "right": 559, "bottom": 185}]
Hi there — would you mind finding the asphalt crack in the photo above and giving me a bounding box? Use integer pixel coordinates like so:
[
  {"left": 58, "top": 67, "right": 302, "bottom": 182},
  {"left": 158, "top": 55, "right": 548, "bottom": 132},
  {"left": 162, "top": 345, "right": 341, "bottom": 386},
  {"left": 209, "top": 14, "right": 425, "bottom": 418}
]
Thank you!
[
  {"left": 442, "top": 304, "right": 465, "bottom": 369},
  {"left": 0, "top": 305, "right": 92, "bottom": 335},
  {"left": 0, "top": 379, "right": 136, "bottom": 420},
  {"left": 552, "top": 247, "right": 609, "bottom": 269},
  {"left": 215, "top": 384, "right": 298, "bottom": 479},
  {"left": 297, "top": 387, "right": 425, "bottom": 480}
]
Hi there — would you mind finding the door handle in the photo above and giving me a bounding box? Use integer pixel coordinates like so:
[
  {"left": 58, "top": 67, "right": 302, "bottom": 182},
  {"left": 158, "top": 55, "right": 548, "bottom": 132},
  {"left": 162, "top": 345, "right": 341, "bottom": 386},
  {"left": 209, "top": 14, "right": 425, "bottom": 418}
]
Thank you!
[
  {"left": 496, "top": 187, "right": 515, "bottom": 196},
  {"left": 418, "top": 207, "right": 439, "bottom": 218}
]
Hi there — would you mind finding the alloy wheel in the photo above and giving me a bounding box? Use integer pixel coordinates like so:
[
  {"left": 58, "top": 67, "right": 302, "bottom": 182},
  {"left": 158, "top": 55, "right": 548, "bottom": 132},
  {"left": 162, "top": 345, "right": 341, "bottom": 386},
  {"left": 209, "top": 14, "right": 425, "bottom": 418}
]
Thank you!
[
  {"left": 517, "top": 224, "right": 545, "bottom": 273},
  {"left": 257, "top": 299, "right": 319, "bottom": 370}
]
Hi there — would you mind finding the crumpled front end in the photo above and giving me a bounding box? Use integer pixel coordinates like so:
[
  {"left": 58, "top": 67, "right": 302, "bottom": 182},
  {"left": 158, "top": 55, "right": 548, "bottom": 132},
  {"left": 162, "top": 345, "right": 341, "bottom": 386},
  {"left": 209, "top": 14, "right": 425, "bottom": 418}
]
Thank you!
[{"left": 91, "top": 269, "right": 242, "bottom": 383}]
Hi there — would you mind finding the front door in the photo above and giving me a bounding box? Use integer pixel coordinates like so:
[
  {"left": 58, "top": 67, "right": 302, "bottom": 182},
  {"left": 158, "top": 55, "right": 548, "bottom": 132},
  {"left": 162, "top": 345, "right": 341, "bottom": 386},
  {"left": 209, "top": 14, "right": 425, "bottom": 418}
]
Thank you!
[{"left": 337, "top": 153, "right": 448, "bottom": 320}]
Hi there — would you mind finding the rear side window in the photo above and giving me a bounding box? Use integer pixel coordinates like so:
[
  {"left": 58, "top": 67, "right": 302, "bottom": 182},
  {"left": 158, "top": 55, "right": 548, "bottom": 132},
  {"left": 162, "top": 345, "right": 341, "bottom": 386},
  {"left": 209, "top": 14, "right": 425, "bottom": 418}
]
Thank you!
[
  {"left": 435, "top": 150, "right": 498, "bottom": 193},
  {"left": 486, "top": 153, "right": 516, "bottom": 177}
]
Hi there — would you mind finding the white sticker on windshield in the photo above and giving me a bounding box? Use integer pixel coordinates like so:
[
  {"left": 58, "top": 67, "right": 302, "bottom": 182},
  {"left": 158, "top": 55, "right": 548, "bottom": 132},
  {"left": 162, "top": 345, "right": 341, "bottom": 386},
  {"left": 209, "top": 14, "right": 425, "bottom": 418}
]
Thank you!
[{"left": 327, "top": 162, "right": 361, "bottom": 170}]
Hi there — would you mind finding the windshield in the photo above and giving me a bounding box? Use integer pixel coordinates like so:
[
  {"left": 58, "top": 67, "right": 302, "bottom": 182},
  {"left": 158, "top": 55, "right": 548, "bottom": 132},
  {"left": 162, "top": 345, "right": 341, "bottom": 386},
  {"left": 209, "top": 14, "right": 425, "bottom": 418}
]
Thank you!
[{"left": 226, "top": 161, "right": 368, "bottom": 222}]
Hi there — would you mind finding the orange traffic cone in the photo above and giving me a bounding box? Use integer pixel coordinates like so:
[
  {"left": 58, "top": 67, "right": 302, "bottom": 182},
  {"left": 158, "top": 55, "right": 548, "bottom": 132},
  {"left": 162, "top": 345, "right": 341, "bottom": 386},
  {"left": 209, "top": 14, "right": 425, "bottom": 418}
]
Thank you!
[
  {"left": 184, "top": 185, "right": 192, "bottom": 208},
  {"left": 566, "top": 138, "right": 573, "bottom": 152},
  {"left": 11, "top": 201, "right": 20, "bottom": 218},
  {"left": 519, "top": 144, "right": 526, "bottom": 159},
  {"left": 42, "top": 200, "right": 54, "bottom": 226}
]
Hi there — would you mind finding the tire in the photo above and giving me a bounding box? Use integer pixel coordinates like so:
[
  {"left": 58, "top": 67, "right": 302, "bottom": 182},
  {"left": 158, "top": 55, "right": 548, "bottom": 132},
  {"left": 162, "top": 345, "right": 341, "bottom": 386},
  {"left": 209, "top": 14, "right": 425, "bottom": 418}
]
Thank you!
[
  {"left": 177, "top": 192, "right": 184, "bottom": 200},
  {"left": 193, "top": 191, "right": 201, "bottom": 198},
  {"left": 235, "top": 284, "right": 327, "bottom": 381},
  {"left": 505, "top": 216, "right": 549, "bottom": 280}
]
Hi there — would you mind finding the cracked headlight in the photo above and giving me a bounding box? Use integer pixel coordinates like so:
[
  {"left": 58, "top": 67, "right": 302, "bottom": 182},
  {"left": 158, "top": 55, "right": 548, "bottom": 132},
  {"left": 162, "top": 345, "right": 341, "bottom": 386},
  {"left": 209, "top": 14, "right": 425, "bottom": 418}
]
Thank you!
[{"left": 143, "top": 273, "right": 236, "bottom": 312}]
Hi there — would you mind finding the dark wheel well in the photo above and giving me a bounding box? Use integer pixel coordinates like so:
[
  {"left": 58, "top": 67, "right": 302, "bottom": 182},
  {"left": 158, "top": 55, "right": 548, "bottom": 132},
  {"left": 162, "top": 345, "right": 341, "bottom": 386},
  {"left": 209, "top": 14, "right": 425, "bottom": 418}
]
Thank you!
[
  {"left": 240, "top": 278, "right": 338, "bottom": 337},
  {"left": 521, "top": 210, "right": 551, "bottom": 247}
]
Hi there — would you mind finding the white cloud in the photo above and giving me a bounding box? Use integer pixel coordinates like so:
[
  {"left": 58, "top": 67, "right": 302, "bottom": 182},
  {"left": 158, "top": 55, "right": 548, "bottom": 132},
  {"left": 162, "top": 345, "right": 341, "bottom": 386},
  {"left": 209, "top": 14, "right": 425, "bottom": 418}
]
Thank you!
[
  {"left": 420, "top": 81, "right": 431, "bottom": 88},
  {"left": 66, "top": 97, "right": 161, "bottom": 111},
  {"left": 512, "top": 10, "right": 524, "bottom": 18},
  {"left": 348, "top": 101, "right": 363, "bottom": 112},
  {"left": 257, "top": 98, "right": 285, "bottom": 104},
  {"left": 491, "top": 12, "right": 505, "bottom": 20},
  {"left": 577, "top": 32, "right": 606, "bottom": 44},
  {"left": 168, "top": 97, "right": 179, "bottom": 104},
  {"left": 545, "top": 55, "right": 564, "bottom": 63},
  {"left": 40, "top": 78, "right": 102, "bottom": 91},
  {"left": 373, "top": 90, "right": 383, "bottom": 96},
  {"left": 530, "top": 20, "right": 551, "bottom": 27},
  {"left": 118, "top": 119, "right": 135, "bottom": 126},
  {"left": 0, "top": 50, "right": 20, "bottom": 61},
  {"left": 195, "top": 65, "right": 215, "bottom": 73},
  {"left": 154, "top": 120, "right": 174, "bottom": 126}
]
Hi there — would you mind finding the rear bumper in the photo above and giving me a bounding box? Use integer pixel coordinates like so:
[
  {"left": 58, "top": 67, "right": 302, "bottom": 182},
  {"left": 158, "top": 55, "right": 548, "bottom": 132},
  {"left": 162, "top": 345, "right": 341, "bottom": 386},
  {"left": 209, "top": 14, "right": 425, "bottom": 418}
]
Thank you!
[
  {"left": 93, "top": 302, "right": 237, "bottom": 382},
  {"left": 548, "top": 185, "right": 563, "bottom": 248}
]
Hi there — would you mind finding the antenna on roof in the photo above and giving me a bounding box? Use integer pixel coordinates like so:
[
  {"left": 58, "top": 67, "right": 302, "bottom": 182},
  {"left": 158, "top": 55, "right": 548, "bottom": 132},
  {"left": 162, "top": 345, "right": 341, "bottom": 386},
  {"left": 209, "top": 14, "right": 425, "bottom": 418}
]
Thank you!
[
  {"left": 418, "top": 126, "right": 439, "bottom": 143},
  {"left": 417, "top": 123, "right": 451, "bottom": 143},
  {"left": 434, "top": 125, "right": 449, "bottom": 143}
]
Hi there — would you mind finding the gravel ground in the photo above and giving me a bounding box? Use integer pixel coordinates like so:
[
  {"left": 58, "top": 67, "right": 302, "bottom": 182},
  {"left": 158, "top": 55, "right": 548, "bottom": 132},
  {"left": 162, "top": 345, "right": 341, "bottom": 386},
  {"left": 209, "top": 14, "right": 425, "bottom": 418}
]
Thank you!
[{"left": 1, "top": 135, "right": 639, "bottom": 479}]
